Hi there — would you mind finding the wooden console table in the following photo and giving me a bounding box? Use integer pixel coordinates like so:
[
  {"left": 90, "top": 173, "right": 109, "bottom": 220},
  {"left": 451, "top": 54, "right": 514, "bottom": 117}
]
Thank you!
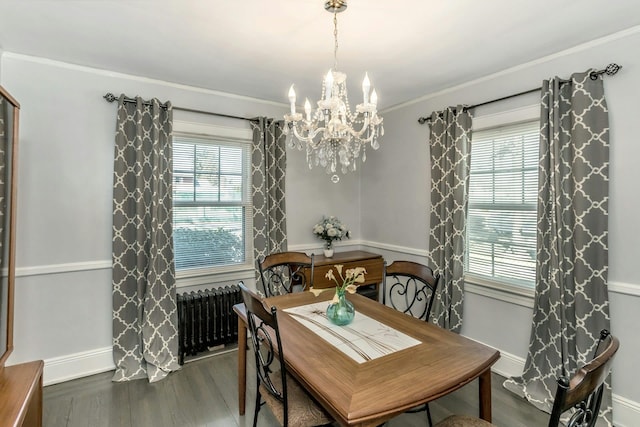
[
  {"left": 306, "top": 250, "right": 384, "bottom": 298},
  {"left": 0, "top": 360, "right": 44, "bottom": 427}
]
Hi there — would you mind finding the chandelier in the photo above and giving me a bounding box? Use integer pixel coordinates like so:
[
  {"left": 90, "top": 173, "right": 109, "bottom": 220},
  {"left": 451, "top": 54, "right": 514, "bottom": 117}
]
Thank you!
[{"left": 284, "top": 0, "right": 384, "bottom": 183}]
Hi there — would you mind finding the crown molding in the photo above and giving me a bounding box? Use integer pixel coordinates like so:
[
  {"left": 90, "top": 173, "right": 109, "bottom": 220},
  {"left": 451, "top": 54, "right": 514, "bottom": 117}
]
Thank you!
[
  {"left": 3, "top": 52, "right": 287, "bottom": 108},
  {"left": 383, "top": 24, "right": 640, "bottom": 113}
]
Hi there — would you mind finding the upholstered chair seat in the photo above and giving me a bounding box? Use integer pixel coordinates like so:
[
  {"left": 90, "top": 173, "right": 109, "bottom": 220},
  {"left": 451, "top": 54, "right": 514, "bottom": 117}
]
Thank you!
[
  {"left": 435, "top": 415, "right": 494, "bottom": 427},
  {"left": 259, "top": 370, "right": 332, "bottom": 427}
]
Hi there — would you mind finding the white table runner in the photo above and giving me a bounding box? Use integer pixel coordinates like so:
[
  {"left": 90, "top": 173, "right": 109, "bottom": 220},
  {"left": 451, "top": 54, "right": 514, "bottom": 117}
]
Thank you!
[{"left": 284, "top": 301, "right": 420, "bottom": 363}]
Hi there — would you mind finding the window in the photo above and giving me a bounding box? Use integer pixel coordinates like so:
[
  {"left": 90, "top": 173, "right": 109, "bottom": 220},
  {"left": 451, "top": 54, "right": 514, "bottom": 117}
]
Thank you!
[
  {"left": 466, "top": 119, "right": 539, "bottom": 289},
  {"left": 172, "top": 130, "right": 252, "bottom": 274}
]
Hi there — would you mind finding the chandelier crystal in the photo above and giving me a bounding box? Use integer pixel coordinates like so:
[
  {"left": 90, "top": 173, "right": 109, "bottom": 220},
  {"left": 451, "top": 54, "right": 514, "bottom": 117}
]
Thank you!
[{"left": 284, "top": 0, "right": 384, "bottom": 183}]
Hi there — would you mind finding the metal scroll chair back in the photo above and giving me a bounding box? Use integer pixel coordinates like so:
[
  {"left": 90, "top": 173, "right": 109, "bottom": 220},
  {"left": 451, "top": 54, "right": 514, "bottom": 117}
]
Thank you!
[
  {"left": 548, "top": 329, "right": 619, "bottom": 427},
  {"left": 383, "top": 260, "right": 440, "bottom": 322},
  {"left": 434, "top": 329, "right": 619, "bottom": 427},
  {"left": 258, "top": 251, "right": 314, "bottom": 297},
  {"left": 239, "top": 282, "right": 332, "bottom": 427}
]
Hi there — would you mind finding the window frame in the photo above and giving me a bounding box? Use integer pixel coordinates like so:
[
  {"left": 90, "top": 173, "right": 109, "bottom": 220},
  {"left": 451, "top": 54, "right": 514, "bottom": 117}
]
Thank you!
[
  {"left": 464, "top": 105, "right": 539, "bottom": 306},
  {"left": 172, "top": 121, "right": 254, "bottom": 287}
]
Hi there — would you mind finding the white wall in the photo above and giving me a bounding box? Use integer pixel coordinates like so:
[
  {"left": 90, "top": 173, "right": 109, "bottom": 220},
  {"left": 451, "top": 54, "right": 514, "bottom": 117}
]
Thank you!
[
  {"left": 361, "top": 27, "right": 640, "bottom": 425},
  {"left": 0, "top": 53, "right": 360, "bottom": 383}
]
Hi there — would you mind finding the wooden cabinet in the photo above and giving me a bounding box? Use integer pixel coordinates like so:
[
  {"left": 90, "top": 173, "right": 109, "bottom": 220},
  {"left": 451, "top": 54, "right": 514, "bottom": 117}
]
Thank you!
[
  {"left": 0, "top": 360, "right": 44, "bottom": 427},
  {"left": 306, "top": 250, "right": 384, "bottom": 298}
]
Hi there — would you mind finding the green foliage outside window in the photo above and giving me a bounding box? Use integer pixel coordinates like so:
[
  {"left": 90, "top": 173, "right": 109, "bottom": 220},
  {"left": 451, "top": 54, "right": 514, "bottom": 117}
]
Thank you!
[{"left": 173, "top": 227, "right": 244, "bottom": 270}]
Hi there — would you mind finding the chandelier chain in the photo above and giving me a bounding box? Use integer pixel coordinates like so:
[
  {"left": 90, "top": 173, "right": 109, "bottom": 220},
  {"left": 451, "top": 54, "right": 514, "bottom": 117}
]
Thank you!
[{"left": 333, "top": 11, "right": 339, "bottom": 71}]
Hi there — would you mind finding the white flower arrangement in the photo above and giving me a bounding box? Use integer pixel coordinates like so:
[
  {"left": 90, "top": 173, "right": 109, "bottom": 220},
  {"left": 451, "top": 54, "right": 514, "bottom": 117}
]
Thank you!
[{"left": 312, "top": 216, "right": 351, "bottom": 249}]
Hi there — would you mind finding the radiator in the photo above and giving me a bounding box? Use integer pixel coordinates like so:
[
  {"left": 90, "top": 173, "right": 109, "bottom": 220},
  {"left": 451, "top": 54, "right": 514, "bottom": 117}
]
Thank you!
[{"left": 176, "top": 284, "right": 242, "bottom": 365}]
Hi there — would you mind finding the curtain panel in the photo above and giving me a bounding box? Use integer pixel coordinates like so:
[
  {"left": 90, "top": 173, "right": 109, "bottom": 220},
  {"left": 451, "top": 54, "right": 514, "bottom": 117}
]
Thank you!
[
  {"left": 112, "top": 95, "right": 180, "bottom": 383},
  {"left": 426, "top": 106, "right": 472, "bottom": 332},
  {"left": 504, "top": 71, "right": 612, "bottom": 425},
  {"left": 251, "top": 117, "right": 287, "bottom": 278}
]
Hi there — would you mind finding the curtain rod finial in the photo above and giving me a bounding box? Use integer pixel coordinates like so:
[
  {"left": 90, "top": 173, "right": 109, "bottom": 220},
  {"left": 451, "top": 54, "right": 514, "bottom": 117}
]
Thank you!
[
  {"left": 590, "top": 63, "right": 622, "bottom": 80},
  {"left": 103, "top": 93, "right": 117, "bottom": 103},
  {"left": 605, "top": 63, "right": 622, "bottom": 76}
]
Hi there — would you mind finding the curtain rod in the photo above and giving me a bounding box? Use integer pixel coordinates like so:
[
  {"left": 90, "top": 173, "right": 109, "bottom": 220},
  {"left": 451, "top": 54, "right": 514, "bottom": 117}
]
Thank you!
[
  {"left": 102, "top": 93, "right": 257, "bottom": 122},
  {"left": 417, "top": 63, "right": 622, "bottom": 125}
]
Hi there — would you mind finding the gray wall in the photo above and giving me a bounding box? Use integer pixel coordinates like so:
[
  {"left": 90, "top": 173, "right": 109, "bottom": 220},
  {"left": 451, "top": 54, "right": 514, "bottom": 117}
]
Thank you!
[{"left": 361, "top": 28, "right": 640, "bottom": 425}]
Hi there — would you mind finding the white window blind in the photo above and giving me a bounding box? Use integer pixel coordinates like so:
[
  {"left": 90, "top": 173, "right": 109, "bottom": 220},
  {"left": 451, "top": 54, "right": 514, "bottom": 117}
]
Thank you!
[
  {"left": 172, "top": 133, "right": 251, "bottom": 272},
  {"left": 466, "top": 120, "right": 539, "bottom": 288}
]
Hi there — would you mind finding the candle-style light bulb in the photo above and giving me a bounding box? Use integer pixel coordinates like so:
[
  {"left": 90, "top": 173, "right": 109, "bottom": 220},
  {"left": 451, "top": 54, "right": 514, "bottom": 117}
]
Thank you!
[
  {"left": 362, "top": 72, "right": 371, "bottom": 104},
  {"left": 304, "top": 98, "right": 311, "bottom": 121},
  {"left": 370, "top": 89, "right": 378, "bottom": 106},
  {"left": 288, "top": 85, "right": 297, "bottom": 115},
  {"left": 325, "top": 70, "right": 334, "bottom": 101}
]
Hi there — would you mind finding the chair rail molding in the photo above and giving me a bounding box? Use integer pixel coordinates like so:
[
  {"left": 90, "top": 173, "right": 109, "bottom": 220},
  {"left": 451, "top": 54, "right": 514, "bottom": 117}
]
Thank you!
[
  {"left": 13, "top": 253, "right": 640, "bottom": 298},
  {"left": 607, "top": 281, "right": 640, "bottom": 297},
  {"left": 16, "top": 260, "right": 112, "bottom": 278},
  {"left": 361, "top": 240, "right": 640, "bottom": 298}
]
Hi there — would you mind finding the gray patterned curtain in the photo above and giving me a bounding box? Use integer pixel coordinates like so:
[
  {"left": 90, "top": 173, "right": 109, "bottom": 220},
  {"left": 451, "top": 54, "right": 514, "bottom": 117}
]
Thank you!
[
  {"left": 426, "top": 106, "right": 472, "bottom": 332},
  {"left": 112, "top": 95, "right": 180, "bottom": 383},
  {"left": 504, "top": 71, "right": 612, "bottom": 425},
  {"left": 251, "top": 118, "right": 287, "bottom": 277}
]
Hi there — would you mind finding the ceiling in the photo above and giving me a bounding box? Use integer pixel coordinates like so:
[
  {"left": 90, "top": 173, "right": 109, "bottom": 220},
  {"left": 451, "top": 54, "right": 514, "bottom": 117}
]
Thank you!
[{"left": 1, "top": 1, "right": 639, "bottom": 110}]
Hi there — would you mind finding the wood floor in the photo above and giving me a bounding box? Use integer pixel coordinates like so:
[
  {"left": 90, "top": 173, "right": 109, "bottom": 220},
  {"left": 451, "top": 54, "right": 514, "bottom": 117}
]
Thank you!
[{"left": 43, "top": 347, "right": 549, "bottom": 427}]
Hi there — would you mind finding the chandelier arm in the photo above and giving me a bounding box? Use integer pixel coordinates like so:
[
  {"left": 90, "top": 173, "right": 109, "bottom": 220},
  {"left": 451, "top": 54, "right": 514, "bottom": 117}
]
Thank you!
[
  {"left": 291, "top": 122, "right": 329, "bottom": 144},
  {"left": 354, "top": 129, "right": 376, "bottom": 145},
  {"left": 359, "top": 120, "right": 383, "bottom": 145},
  {"left": 307, "top": 138, "right": 325, "bottom": 149},
  {"left": 343, "top": 114, "right": 373, "bottom": 139},
  {"left": 291, "top": 124, "right": 316, "bottom": 143}
]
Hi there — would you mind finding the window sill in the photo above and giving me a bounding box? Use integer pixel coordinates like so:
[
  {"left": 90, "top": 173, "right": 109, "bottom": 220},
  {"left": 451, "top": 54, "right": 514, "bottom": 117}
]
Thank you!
[
  {"left": 463, "top": 274, "right": 534, "bottom": 308},
  {"left": 176, "top": 264, "right": 254, "bottom": 289}
]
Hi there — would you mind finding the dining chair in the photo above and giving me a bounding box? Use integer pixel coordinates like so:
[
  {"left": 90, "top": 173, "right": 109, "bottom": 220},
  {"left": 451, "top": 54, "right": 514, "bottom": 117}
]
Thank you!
[
  {"left": 257, "top": 251, "right": 314, "bottom": 297},
  {"left": 383, "top": 260, "right": 441, "bottom": 321},
  {"left": 435, "top": 329, "right": 620, "bottom": 427},
  {"left": 383, "top": 260, "right": 441, "bottom": 426},
  {"left": 239, "top": 282, "right": 332, "bottom": 427}
]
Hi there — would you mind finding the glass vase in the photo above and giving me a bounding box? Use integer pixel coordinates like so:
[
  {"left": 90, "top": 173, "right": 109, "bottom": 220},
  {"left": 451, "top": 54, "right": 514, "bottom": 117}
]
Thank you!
[{"left": 326, "top": 289, "right": 355, "bottom": 326}]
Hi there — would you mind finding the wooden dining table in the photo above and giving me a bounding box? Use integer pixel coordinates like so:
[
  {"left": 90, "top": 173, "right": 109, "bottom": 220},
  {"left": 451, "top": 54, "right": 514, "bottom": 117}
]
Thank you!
[{"left": 233, "top": 290, "right": 500, "bottom": 427}]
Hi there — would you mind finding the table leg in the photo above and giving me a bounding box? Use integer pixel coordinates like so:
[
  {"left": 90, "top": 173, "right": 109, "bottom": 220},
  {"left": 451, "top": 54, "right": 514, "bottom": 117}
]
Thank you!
[
  {"left": 478, "top": 368, "right": 492, "bottom": 422},
  {"left": 238, "top": 316, "right": 247, "bottom": 416}
]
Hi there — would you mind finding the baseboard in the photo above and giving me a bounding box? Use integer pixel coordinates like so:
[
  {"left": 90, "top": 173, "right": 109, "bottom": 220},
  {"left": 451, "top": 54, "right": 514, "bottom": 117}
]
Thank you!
[
  {"left": 43, "top": 346, "right": 115, "bottom": 386},
  {"left": 470, "top": 338, "right": 640, "bottom": 427},
  {"left": 613, "top": 394, "right": 640, "bottom": 427},
  {"left": 483, "top": 346, "right": 526, "bottom": 379}
]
